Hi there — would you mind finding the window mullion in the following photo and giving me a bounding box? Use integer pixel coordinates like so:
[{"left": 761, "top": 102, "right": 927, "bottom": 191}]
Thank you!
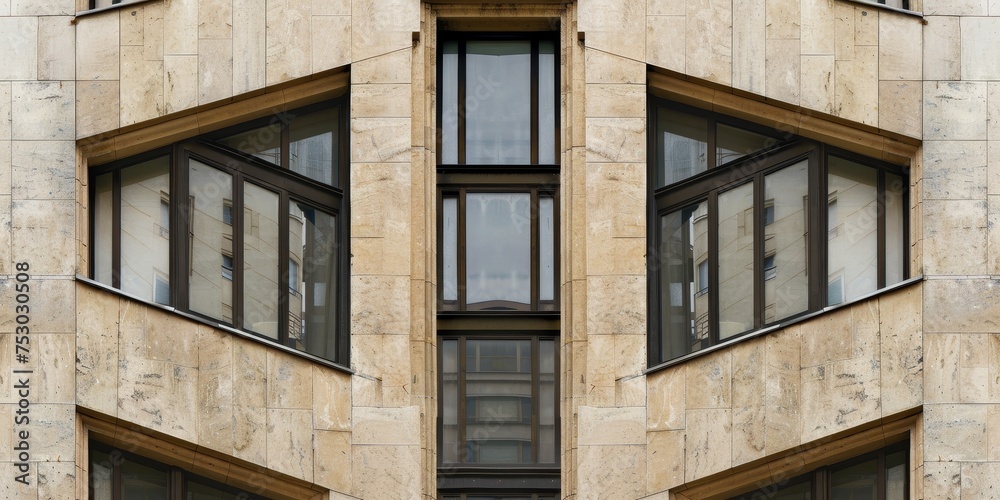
[
  {"left": 458, "top": 188, "right": 467, "bottom": 311},
  {"left": 278, "top": 191, "right": 291, "bottom": 347},
  {"left": 877, "top": 170, "right": 887, "bottom": 289},
  {"left": 233, "top": 174, "right": 245, "bottom": 329},
  {"left": 112, "top": 168, "right": 122, "bottom": 289},
  {"left": 753, "top": 172, "right": 764, "bottom": 331},
  {"left": 531, "top": 188, "right": 540, "bottom": 310},
  {"left": 173, "top": 148, "right": 190, "bottom": 312},
  {"left": 708, "top": 190, "right": 720, "bottom": 347},
  {"left": 815, "top": 145, "right": 829, "bottom": 308}
]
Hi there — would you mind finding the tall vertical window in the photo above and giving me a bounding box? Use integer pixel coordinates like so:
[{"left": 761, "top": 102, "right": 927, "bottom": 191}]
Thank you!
[
  {"left": 649, "top": 99, "right": 909, "bottom": 366},
  {"left": 437, "top": 29, "right": 561, "bottom": 498},
  {"left": 90, "top": 99, "right": 349, "bottom": 365}
]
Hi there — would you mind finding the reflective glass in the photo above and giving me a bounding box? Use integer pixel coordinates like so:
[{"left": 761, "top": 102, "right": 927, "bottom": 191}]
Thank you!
[
  {"left": 441, "top": 339, "right": 460, "bottom": 463},
  {"left": 732, "top": 480, "right": 812, "bottom": 500},
  {"left": 465, "top": 339, "right": 532, "bottom": 464},
  {"left": 443, "top": 197, "right": 459, "bottom": 301},
  {"left": 885, "top": 173, "right": 906, "bottom": 286},
  {"left": 539, "top": 196, "right": 556, "bottom": 301},
  {"left": 441, "top": 41, "right": 459, "bottom": 164},
  {"left": 718, "top": 183, "right": 755, "bottom": 337},
  {"left": 89, "top": 449, "right": 113, "bottom": 500},
  {"left": 538, "top": 339, "right": 556, "bottom": 463},
  {"left": 187, "top": 479, "right": 249, "bottom": 500},
  {"left": 243, "top": 183, "right": 280, "bottom": 338},
  {"left": 218, "top": 124, "right": 281, "bottom": 164},
  {"left": 831, "top": 459, "right": 877, "bottom": 500},
  {"left": 93, "top": 173, "right": 113, "bottom": 287},
  {"left": 657, "top": 107, "right": 708, "bottom": 187},
  {"left": 465, "top": 41, "right": 531, "bottom": 164},
  {"left": 886, "top": 451, "right": 907, "bottom": 500},
  {"left": 120, "top": 157, "right": 171, "bottom": 303},
  {"left": 466, "top": 193, "right": 531, "bottom": 307},
  {"left": 658, "top": 202, "right": 709, "bottom": 361},
  {"left": 828, "top": 156, "right": 877, "bottom": 305},
  {"left": 290, "top": 107, "right": 338, "bottom": 186},
  {"left": 764, "top": 160, "right": 809, "bottom": 323},
  {"left": 717, "top": 123, "right": 775, "bottom": 166},
  {"left": 538, "top": 40, "right": 557, "bottom": 164},
  {"left": 289, "top": 202, "right": 338, "bottom": 359},
  {"left": 120, "top": 458, "right": 169, "bottom": 500},
  {"left": 188, "top": 160, "right": 234, "bottom": 322}
]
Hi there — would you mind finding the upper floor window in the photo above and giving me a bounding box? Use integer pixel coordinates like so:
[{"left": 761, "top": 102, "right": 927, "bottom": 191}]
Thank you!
[
  {"left": 649, "top": 99, "right": 909, "bottom": 366},
  {"left": 90, "top": 99, "right": 349, "bottom": 365}
]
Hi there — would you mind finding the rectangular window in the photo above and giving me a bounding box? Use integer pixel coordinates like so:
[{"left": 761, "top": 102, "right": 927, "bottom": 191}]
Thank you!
[
  {"left": 90, "top": 99, "right": 349, "bottom": 365},
  {"left": 649, "top": 99, "right": 908, "bottom": 366}
]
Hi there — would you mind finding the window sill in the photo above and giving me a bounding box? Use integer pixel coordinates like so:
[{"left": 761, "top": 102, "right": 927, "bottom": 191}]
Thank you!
[
  {"left": 841, "top": 0, "right": 923, "bottom": 17},
  {"left": 76, "top": 275, "right": 354, "bottom": 375},
  {"left": 644, "top": 275, "right": 924, "bottom": 376},
  {"left": 75, "top": 0, "right": 159, "bottom": 19}
]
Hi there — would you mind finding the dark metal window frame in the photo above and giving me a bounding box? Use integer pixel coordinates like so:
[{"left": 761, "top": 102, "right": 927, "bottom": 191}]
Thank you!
[
  {"left": 647, "top": 97, "right": 910, "bottom": 367},
  {"left": 88, "top": 441, "right": 270, "bottom": 500},
  {"left": 89, "top": 98, "right": 351, "bottom": 366}
]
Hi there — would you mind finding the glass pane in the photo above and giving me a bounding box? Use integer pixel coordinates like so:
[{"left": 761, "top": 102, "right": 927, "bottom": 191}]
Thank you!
[
  {"left": 187, "top": 480, "right": 245, "bottom": 500},
  {"left": 831, "top": 459, "right": 877, "bottom": 500},
  {"left": 93, "top": 173, "right": 114, "bottom": 286},
  {"left": 539, "top": 196, "right": 556, "bottom": 301},
  {"left": 538, "top": 40, "right": 557, "bottom": 164},
  {"left": 886, "top": 450, "right": 907, "bottom": 500},
  {"left": 466, "top": 193, "right": 531, "bottom": 308},
  {"left": 718, "top": 182, "right": 755, "bottom": 338},
  {"left": 764, "top": 160, "right": 809, "bottom": 323},
  {"left": 289, "top": 202, "right": 338, "bottom": 360},
  {"left": 89, "top": 449, "right": 113, "bottom": 500},
  {"left": 243, "top": 183, "right": 279, "bottom": 338},
  {"left": 290, "top": 107, "right": 338, "bottom": 186},
  {"left": 656, "top": 107, "right": 708, "bottom": 187},
  {"left": 188, "top": 160, "right": 234, "bottom": 322},
  {"left": 218, "top": 124, "right": 281, "bottom": 165},
  {"left": 658, "top": 202, "right": 709, "bottom": 361},
  {"left": 441, "top": 339, "right": 460, "bottom": 463},
  {"left": 539, "top": 339, "right": 556, "bottom": 464},
  {"left": 466, "top": 41, "right": 531, "bottom": 164},
  {"left": 717, "top": 123, "right": 775, "bottom": 166},
  {"left": 465, "top": 340, "right": 532, "bottom": 464},
  {"left": 733, "top": 480, "right": 812, "bottom": 500},
  {"left": 120, "top": 458, "right": 169, "bottom": 500},
  {"left": 441, "top": 41, "right": 459, "bottom": 164},
  {"left": 120, "top": 157, "right": 171, "bottom": 303},
  {"left": 828, "top": 156, "right": 877, "bottom": 305},
  {"left": 443, "top": 197, "right": 459, "bottom": 301},
  {"left": 885, "top": 173, "right": 906, "bottom": 286}
]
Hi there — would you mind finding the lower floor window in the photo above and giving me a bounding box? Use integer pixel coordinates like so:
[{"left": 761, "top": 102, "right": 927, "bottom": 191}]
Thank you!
[{"left": 442, "top": 495, "right": 559, "bottom": 500}]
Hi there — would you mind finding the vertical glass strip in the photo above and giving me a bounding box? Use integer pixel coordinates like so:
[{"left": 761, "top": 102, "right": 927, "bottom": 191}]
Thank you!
[
  {"left": 243, "top": 182, "right": 280, "bottom": 338},
  {"left": 88, "top": 449, "right": 112, "bottom": 500},
  {"left": 188, "top": 160, "right": 234, "bottom": 323},
  {"left": 465, "top": 41, "right": 531, "bottom": 164},
  {"left": 718, "top": 183, "right": 755, "bottom": 338},
  {"left": 539, "top": 195, "right": 555, "bottom": 301},
  {"left": 443, "top": 197, "right": 459, "bottom": 302},
  {"left": 538, "top": 40, "right": 557, "bottom": 165},
  {"left": 441, "top": 339, "right": 460, "bottom": 463},
  {"left": 93, "top": 173, "right": 114, "bottom": 287},
  {"left": 120, "top": 157, "right": 171, "bottom": 303},
  {"left": 885, "top": 172, "right": 906, "bottom": 286},
  {"left": 538, "top": 339, "right": 556, "bottom": 464},
  {"left": 658, "top": 202, "right": 709, "bottom": 361},
  {"left": 763, "top": 160, "right": 809, "bottom": 323},
  {"left": 827, "top": 156, "right": 878, "bottom": 305},
  {"left": 289, "top": 202, "right": 338, "bottom": 359},
  {"left": 289, "top": 107, "right": 338, "bottom": 186},
  {"left": 441, "top": 41, "right": 459, "bottom": 164}
]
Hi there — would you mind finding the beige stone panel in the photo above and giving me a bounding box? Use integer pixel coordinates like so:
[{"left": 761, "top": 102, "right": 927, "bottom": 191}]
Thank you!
[
  {"left": 961, "top": 334, "right": 992, "bottom": 402},
  {"left": 350, "top": 117, "right": 410, "bottom": 162},
  {"left": 924, "top": 16, "right": 961, "bottom": 81},
  {"left": 834, "top": 45, "right": 878, "bottom": 127},
  {"left": 924, "top": 333, "right": 961, "bottom": 403},
  {"left": 800, "top": 0, "right": 835, "bottom": 55},
  {"left": 586, "top": 118, "right": 645, "bottom": 163},
  {"left": 648, "top": 0, "right": 685, "bottom": 14},
  {"left": 196, "top": 327, "right": 234, "bottom": 453},
  {"left": 37, "top": 461, "right": 75, "bottom": 499},
  {"left": 579, "top": 406, "right": 645, "bottom": 445},
  {"left": 924, "top": 81, "right": 989, "bottom": 140},
  {"left": 646, "top": 430, "right": 684, "bottom": 494},
  {"left": 233, "top": 403, "right": 267, "bottom": 465},
  {"left": 586, "top": 336, "right": 616, "bottom": 406},
  {"left": 685, "top": 0, "right": 733, "bottom": 86},
  {"left": 578, "top": 444, "right": 646, "bottom": 500},
  {"left": 120, "top": 46, "right": 164, "bottom": 126},
  {"left": 163, "top": 0, "right": 198, "bottom": 55},
  {"left": 925, "top": 278, "right": 1000, "bottom": 332},
  {"left": 0, "top": 17, "right": 36, "bottom": 80},
  {"left": 77, "top": 81, "right": 119, "bottom": 138},
  {"left": 233, "top": 0, "right": 266, "bottom": 95},
  {"left": 765, "top": 38, "right": 800, "bottom": 105},
  {"left": 352, "top": 335, "right": 409, "bottom": 387},
  {"left": 353, "top": 406, "right": 420, "bottom": 445},
  {"left": 586, "top": 84, "right": 645, "bottom": 118},
  {"left": 646, "top": 16, "right": 686, "bottom": 74},
  {"left": 578, "top": 0, "right": 645, "bottom": 61},
  {"left": 923, "top": 199, "right": 988, "bottom": 275},
  {"left": 586, "top": 275, "right": 645, "bottom": 335},
  {"left": 0, "top": 197, "right": 8, "bottom": 278},
  {"left": 145, "top": 308, "right": 199, "bottom": 367},
  {"left": 800, "top": 342, "right": 881, "bottom": 441},
  {"left": 37, "top": 16, "right": 74, "bottom": 81},
  {"left": 684, "top": 350, "right": 731, "bottom": 409},
  {"left": 265, "top": 350, "right": 313, "bottom": 409},
  {"left": 990, "top": 142, "right": 1000, "bottom": 195},
  {"left": 924, "top": 404, "right": 987, "bottom": 461},
  {"left": 199, "top": 0, "right": 233, "bottom": 39},
  {"left": 585, "top": 48, "right": 645, "bottom": 85},
  {"left": 163, "top": 54, "right": 198, "bottom": 114},
  {"left": 878, "top": 13, "right": 921, "bottom": 81},
  {"left": 0, "top": 462, "right": 41, "bottom": 499},
  {"left": 266, "top": 408, "right": 313, "bottom": 481},
  {"left": 879, "top": 287, "right": 922, "bottom": 414},
  {"left": 350, "top": 0, "right": 416, "bottom": 62},
  {"left": 993, "top": 0, "right": 1000, "bottom": 14},
  {"left": 11, "top": 201, "right": 75, "bottom": 276},
  {"left": 266, "top": 0, "right": 312, "bottom": 85},
  {"left": 0, "top": 142, "right": 7, "bottom": 199},
  {"left": 833, "top": 3, "right": 855, "bottom": 61},
  {"left": 352, "top": 49, "right": 411, "bottom": 84},
  {"left": 992, "top": 335, "right": 1000, "bottom": 402},
  {"left": 76, "top": 286, "right": 120, "bottom": 416},
  {"left": 12, "top": 82, "right": 74, "bottom": 141},
  {"left": 198, "top": 38, "right": 234, "bottom": 105},
  {"left": 855, "top": 6, "right": 878, "bottom": 46},
  {"left": 314, "top": 0, "right": 350, "bottom": 15},
  {"left": 732, "top": 0, "right": 766, "bottom": 95},
  {"left": 120, "top": 3, "right": 144, "bottom": 46},
  {"left": 923, "top": 140, "right": 987, "bottom": 200},
  {"left": 351, "top": 275, "right": 410, "bottom": 336},
  {"left": 311, "top": 16, "right": 351, "bottom": 73},
  {"left": 879, "top": 81, "right": 922, "bottom": 139},
  {"left": 352, "top": 84, "right": 410, "bottom": 119},
  {"left": 586, "top": 162, "right": 644, "bottom": 238},
  {"left": 351, "top": 445, "right": 420, "bottom": 498},
  {"left": 764, "top": 325, "right": 801, "bottom": 455},
  {"left": 11, "top": 141, "right": 74, "bottom": 201},
  {"left": 117, "top": 355, "right": 199, "bottom": 443},
  {"left": 352, "top": 371, "right": 382, "bottom": 408},
  {"left": 731, "top": 339, "right": 765, "bottom": 465},
  {"left": 26, "top": 404, "right": 74, "bottom": 462},
  {"left": 987, "top": 405, "right": 1000, "bottom": 460},
  {"left": 76, "top": 13, "right": 119, "bottom": 81},
  {"left": 142, "top": 2, "right": 164, "bottom": 61},
  {"left": 961, "top": 462, "right": 1000, "bottom": 498},
  {"left": 617, "top": 371, "right": 647, "bottom": 407},
  {"left": 799, "top": 306, "right": 853, "bottom": 367},
  {"left": 924, "top": 461, "right": 962, "bottom": 499},
  {"left": 799, "top": 55, "right": 835, "bottom": 114},
  {"left": 685, "top": 408, "right": 731, "bottom": 481},
  {"left": 0, "top": 82, "right": 9, "bottom": 141},
  {"left": 27, "top": 334, "right": 74, "bottom": 404},
  {"left": 313, "top": 366, "right": 351, "bottom": 431},
  {"left": 924, "top": 0, "right": 988, "bottom": 15},
  {"left": 990, "top": 195, "right": 1000, "bottom": 276},
  {"left": 765, "top": 0, "right": 799, "bottom": 39},
  {"left": 990, "top": 83, "right": 1000, "bottom": 141},
  {"left": 314, "top": 430, "right": 352, "bottom": 493}
]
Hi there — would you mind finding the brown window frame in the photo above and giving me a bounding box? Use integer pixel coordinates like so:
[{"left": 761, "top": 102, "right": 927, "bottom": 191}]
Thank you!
[
  {"left": 648, "top": 97, "right": 910, "bottom": 368},
  {"left": 89, "top": 98, "right": 350, "bottom": 366}
]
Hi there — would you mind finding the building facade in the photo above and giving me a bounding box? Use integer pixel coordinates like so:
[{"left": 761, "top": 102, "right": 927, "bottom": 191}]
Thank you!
[{"left": 0, "top": 0, "right": 996, "bottom": 498}]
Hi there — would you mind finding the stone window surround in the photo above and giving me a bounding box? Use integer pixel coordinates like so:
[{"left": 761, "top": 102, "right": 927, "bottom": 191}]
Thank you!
[
  {"left": 671, "top": 409, "right": 920, "bottom": 499},
  {"left": 78, "top": 411, "right": 330, "bottom": 500}
]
